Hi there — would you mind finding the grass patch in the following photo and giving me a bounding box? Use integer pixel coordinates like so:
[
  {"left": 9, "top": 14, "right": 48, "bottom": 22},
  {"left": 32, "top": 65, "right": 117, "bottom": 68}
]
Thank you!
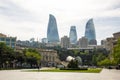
[{"left": 25, "top": 68, "right": 102, "bottom": 73}]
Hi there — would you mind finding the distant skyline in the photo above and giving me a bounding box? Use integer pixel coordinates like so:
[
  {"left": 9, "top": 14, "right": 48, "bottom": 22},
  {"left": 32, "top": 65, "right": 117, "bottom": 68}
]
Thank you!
[{"left": 0, "top": 0, "right": 120, "bottom": 44}]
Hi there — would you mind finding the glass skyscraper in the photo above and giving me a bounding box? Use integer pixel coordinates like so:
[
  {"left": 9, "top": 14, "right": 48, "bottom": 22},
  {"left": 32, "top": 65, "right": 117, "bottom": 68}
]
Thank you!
[
  {"left": 85, "top": 18, "right": 97, "bottom": 45},
  {"left": 47, "top": 14, "right": 59, "bottom": 43},
  {"left": 69, "top": 26, "right": 77, "bottom": 44}
]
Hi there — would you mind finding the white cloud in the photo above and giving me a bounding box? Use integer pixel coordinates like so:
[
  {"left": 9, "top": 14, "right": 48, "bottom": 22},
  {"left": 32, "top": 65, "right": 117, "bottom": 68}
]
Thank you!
[{"left": 0, "top": 0, "right": 120, "bottom": 44}]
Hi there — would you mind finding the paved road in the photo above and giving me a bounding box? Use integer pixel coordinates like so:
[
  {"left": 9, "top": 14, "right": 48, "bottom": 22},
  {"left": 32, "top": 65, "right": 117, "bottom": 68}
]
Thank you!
[{"left": 0, "top": 69, "right": 120, "bottom": 80}]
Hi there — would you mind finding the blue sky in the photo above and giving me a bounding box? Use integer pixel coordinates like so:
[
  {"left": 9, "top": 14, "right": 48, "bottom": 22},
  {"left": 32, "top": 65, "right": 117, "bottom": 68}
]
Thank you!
[{"left": 0, "top": 0, "right": 120, "bottom": 44}]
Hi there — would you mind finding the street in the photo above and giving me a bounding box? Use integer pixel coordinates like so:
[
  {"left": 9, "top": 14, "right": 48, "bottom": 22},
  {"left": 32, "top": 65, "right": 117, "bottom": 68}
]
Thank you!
[{"left": 0, "top": 69, "right": 120, "bottom": 80}]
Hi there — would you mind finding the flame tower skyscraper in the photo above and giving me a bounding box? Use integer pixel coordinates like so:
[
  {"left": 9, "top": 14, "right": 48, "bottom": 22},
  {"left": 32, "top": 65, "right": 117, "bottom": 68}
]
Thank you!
[
  {"left": 47, "top": 14, "right": 59, "bottom": 43},
  {"left": 69, "top": 26, "right": 77, "bottom": 44},
  {"left": 85, "top": 19, "right": 97, "bottom": 45}
]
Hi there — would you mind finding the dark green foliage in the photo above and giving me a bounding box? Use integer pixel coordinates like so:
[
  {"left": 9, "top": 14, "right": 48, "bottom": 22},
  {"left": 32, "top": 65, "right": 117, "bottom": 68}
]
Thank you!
[
  {"left": 0, "top": 42, "right": 41, "bottom": 69},
  {"left": 14, "top": 51, "right": 25, "bottom": 67},
  {"left": 57, "top": 49, "right": 75, "bottom": 61},
  {"left": 98, "top": 58, "right": 116, "bottom": 66},
  {"left": 0, "top": 42, "right": 14, "bottom": 68},
  {"left": 52, "top": 46, "right": 110, "bottom": 66},
  {"left": 91, "top": 48, "right": 110, "bottom": 66},
  {"left": 112, "top": 38, "right": 120, "bottom": 64},
  {"left": 97, "top": 38, "right": 120, "bottom": 67},
  {"left": 24, "top": 48, "right": 41, "bottom": 68},
  {"left": 67, "top": 60, "right": 79, "bottom": 68}
]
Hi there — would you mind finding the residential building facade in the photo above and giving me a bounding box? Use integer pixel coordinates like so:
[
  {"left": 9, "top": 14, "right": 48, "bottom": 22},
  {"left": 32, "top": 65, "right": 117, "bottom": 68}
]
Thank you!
[
  {"left": 78, "top": 37, "right": 88, "bottom": 48},
  {"left": 39, "top": 49, "right": 60, "bottom": 67},
  {"left": 61, "top": 36, "right": 70, "bottom": 48},
  {"left": 0, "top": 33, "right": 16, "bottom": 48}
]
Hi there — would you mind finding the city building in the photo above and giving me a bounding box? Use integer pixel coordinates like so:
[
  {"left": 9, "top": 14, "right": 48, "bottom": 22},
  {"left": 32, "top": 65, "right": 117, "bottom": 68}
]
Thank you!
[
  {"left": 113, "top": 32, "right": 120, "bottom": 40},
  {"left": 61, "top": 36, "right": 70, "bottom": 48},
  {"left": 85, "top": 19, "right": 97, "bottom": 45},
  {"left": 47, "top": 14, "right": 59, "bottom": 43},
  {"left": 0, "top": 33, "right": 16, "bottom": 48},
  {"left": 69, "top": 26, "right": 77, "bottom": 44},
  {"left": 106, "top": 37, "right": 115, "bottom": 51},
  {"left": 78, "top": 37, "right": 88, "bottom": 48},
  {"left": 16, "top": 40, "right": 41, "bottom": 49},
  {"left": 39, "top": 49, "right": 60, "bottom": 67},
  {"left": 89, "top": 39, "right": 97, "bottom": 45},
  {"left": 101, "top": 32, "right": 120, "bottom": 52},
  {"left": 101, "top": 39, "right": 108, "bottom": 49},
  {"left": 16, "top": 40, "right": 30, "bottom": 47},
  {"left": 45, "top": 42, "right": 60, "bottom": 47}
]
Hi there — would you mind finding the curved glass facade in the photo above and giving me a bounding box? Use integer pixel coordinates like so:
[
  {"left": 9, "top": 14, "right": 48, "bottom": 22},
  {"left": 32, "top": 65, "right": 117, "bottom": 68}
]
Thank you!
[
  {"left": 85, "top": 19, "right": 97, "bottom": 45},
  {"left": 47, "top": 14, "right": 59, "bottom": 43},
  {"left": 69, "top": 26, "right": 77, "bottom": 44}
]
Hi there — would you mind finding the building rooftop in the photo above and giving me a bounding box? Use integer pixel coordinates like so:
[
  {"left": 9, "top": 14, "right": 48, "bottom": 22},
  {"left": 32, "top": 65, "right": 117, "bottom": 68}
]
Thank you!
[{"left": 0, "top": 33, "right": 7, "bottom": 37}]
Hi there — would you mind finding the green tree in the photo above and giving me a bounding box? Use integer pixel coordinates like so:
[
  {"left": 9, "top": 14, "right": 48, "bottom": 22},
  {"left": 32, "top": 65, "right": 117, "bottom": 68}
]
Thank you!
[
  {"left": 92, "top": 55, "right": 97, "bottom": 65},
  {"left": 91, "top": 47, "right": 110, "bottom": 66},
  {"left": 112, "top": 39, "right": 120, "bottom": 64},
  {"left": 67, "top": 59, "right": 78, "bottom": 68},
  {"left": 98, "top": 58, "right": 111, "bottom": 66},
  {"left": 98, "top": 58, "right": 116, "bottom": 66},
  {"left": 92, "top": 53, "right": 107, "bottom": 66},
  {"left": 24, "top": 49, "right": 41, "bottom": 68},
  {"left": 14, "top": 51, "right": 26, "bottom": 68},
  {"left": 0, "top": 42, "right": 14, "bottom": 68}
]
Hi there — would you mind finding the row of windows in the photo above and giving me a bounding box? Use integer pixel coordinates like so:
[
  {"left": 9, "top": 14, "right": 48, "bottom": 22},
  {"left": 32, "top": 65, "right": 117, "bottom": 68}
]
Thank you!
[
  {"left": 0, "top": 37, "right": 16, "bottom": 42},
  {"left": 0, "top": 37, "right": 16, "bottom": 48},
  {"left": 42, "top": 56, "right": 56, "bottom": 61},
  {"left": 6, "top": 42, "right": 16, "bottom": 45}
]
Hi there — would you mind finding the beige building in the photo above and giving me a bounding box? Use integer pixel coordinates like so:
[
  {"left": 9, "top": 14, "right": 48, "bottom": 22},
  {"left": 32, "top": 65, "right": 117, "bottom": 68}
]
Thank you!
[
  {"left": 101, "top": 32, "right": 120, "bottom": 52},
  {"left": 61, "top": 36, "right": 70, "bottom": 48},
  {"left": 101, "top": 40, "right": 108, "bottom": 49},
  {"left": 39, "top": 49, "right": 59, "bottom": 67},
  {"left": 113, "top": 32, "right": 120, "bottom": 39},
  {"left": 106, "top": 37, "right": 115, "bottom": 51},
  {"left": 78, "top": 37, "right": 88, "bottom": 48}
]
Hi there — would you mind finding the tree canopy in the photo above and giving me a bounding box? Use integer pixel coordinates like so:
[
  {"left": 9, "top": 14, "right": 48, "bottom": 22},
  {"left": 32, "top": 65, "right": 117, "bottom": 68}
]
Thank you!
[
  {"left": 0, "top": 42, "right": 41, "bottom": 69},
  {"left": 112, "top": 39, "right": 120, "bottom": 64},
  {"left": 0, "top": 42, "right": 14, "bottom": 68},
  {"left": 24, "top": 48, "right": 41, "bottom": 67}
]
